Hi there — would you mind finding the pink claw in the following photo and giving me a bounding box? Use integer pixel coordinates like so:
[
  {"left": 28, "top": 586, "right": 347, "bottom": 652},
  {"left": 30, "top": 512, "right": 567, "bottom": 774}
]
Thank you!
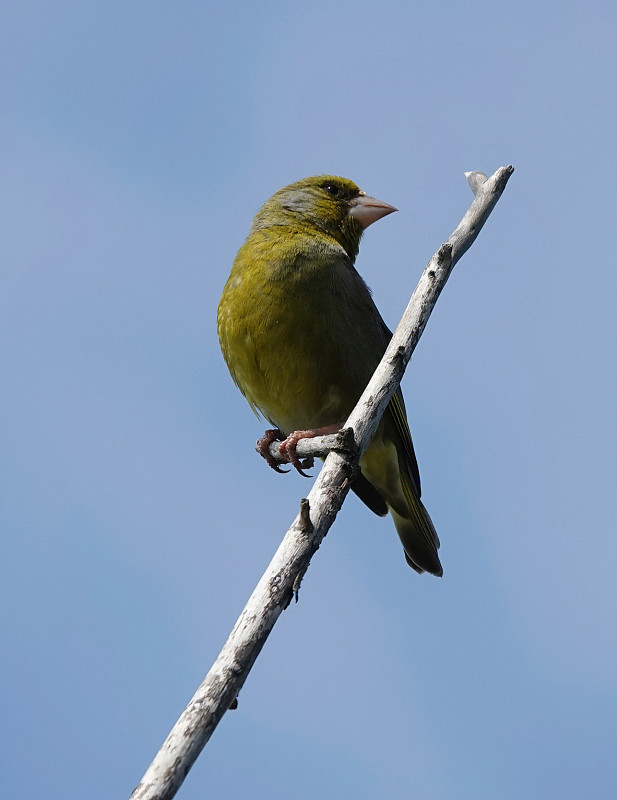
[
  {"left": 256, "top": 428, "right": 290, "bottom": 473},
  {"left": 279, "top": 431, "right": 316, "bottom": 477}
]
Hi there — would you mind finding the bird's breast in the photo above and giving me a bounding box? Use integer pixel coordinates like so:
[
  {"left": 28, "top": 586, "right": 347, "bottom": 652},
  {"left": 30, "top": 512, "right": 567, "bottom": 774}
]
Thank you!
[{"left": 218, "top": 234, "right": 382, "bottom": 432}]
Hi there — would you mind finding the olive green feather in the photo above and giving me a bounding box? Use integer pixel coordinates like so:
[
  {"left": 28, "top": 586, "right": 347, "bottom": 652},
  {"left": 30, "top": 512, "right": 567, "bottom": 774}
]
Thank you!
[{"left": 217, "top": 175, "right": 442, "bottom": 576}]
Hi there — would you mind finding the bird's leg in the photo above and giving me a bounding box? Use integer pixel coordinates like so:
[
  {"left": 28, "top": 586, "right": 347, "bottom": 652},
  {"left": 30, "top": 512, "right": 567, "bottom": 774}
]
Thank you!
[
  {"left": 256, "top": 428, "right": 290, "bottom": 473},
  {"left": 280, "top": 424, "right": 342, "bottom": 478}
]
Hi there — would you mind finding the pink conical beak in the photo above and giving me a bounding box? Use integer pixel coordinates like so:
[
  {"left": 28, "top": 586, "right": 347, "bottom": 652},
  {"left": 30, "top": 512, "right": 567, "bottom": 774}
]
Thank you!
[{"left": 348, "top": 193, "right": 397, "bottom": 229}]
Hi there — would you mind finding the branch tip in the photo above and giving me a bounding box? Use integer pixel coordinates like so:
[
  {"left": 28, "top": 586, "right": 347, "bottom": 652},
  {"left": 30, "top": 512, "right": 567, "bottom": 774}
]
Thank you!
[
  {"left": 437, "top": 241, "right": 453, "bottom": 263},
  {"left": 298, "top": 498, "right": 312, "bottom": 532},
  {"left": 465, "top": 171, "right": 488, "bottom": 195},
  {"left": 333, "top": 426, "right": 358, "bottom": 458},
  {"left": 292, "top": 569, "right": 305, "bottom": 603}
]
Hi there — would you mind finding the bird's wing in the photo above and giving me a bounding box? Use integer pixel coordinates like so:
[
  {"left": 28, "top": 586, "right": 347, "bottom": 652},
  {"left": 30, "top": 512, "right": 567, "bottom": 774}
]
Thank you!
[
  {"left": 375, "top": 317, "right": 422, "bottom": 498},
  {"left": 386, "top": 390, "right": 422, "bottom": 497}
]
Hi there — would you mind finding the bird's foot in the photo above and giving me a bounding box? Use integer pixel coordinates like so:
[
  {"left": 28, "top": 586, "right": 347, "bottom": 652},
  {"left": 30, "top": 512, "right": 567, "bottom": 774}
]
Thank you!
[
  {"left": 279, "top": 424, "right": 341, "bottom": 477},
  {"left": 256, "top": 428, "right": 290, "bottom": 473}
]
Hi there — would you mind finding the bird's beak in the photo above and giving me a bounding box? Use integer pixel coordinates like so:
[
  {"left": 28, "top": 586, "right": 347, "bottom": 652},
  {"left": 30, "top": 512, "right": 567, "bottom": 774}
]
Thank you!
[{"left": 348, "top": 193, "right": 397, "bottom": 229}]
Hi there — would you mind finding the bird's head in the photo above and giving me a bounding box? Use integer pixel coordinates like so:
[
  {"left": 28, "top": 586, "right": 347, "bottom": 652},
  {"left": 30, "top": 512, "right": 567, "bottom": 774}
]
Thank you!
[{"left": 251, "top": 175, "right": 397, "bottom": 261}]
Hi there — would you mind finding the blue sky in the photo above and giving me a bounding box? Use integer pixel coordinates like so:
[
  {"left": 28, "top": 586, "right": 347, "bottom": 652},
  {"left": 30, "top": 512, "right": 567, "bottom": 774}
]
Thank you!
[{"left": 2, "top": 2, "right": 616, "bottom": 798}]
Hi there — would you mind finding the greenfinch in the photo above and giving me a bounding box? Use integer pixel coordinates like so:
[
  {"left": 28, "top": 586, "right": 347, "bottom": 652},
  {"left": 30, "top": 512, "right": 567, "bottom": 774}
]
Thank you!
[{"left": 217, "top": 176, "right": 442, "bottom": 576}]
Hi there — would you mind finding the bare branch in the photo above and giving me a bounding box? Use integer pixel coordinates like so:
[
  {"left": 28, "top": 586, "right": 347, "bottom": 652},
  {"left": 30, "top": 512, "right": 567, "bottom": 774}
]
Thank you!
[{"left": 129, "top": 166, "right": 514, "bottom": 800}]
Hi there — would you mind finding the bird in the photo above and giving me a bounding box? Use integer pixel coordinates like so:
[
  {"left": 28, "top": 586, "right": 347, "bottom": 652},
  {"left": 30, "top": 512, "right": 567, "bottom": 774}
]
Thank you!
[{"left": 217, "top": 175, "right": 442, "bottom": 576}]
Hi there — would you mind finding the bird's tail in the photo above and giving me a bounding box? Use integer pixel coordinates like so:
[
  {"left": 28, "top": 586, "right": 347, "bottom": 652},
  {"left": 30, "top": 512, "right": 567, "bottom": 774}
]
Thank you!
[{"left": 390, "top": 486, "right": 442, "bottom": 576}]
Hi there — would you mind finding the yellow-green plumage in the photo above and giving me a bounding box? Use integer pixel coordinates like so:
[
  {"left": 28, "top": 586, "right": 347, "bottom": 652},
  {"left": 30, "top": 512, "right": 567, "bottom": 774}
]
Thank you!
[{"left": 217, "top": 175, "right": 442, "bottom": 576}]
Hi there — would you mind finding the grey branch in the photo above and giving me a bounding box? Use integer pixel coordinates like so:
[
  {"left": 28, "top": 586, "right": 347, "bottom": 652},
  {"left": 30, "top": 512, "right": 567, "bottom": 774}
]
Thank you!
[{"left": 129, "top": 165, "right": 514, "bottom": 800}]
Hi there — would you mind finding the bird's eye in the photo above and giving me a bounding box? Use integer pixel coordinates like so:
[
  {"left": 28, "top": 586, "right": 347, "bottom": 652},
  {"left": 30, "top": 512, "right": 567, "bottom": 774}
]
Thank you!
[{"left": 323, "top": 183, "right": 341, "bottom": 198}]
